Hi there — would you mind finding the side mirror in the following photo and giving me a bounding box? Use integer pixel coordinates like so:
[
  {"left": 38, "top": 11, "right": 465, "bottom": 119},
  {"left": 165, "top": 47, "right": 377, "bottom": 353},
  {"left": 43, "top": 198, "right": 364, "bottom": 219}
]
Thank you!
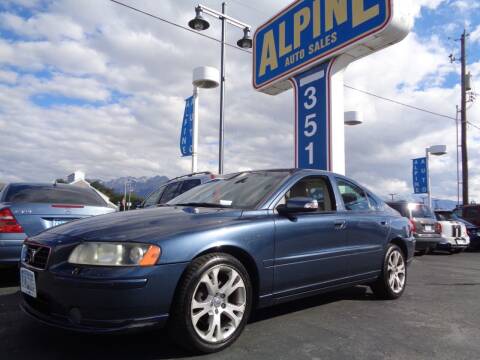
[{"left": 278, "top": 197, "right": 319, "bottom": 215}]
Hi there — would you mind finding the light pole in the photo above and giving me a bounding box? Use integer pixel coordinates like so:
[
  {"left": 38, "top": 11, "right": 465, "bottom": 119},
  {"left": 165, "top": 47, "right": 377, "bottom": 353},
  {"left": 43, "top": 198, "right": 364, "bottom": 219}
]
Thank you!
[
  {"left": 191, "top": 66, "right": 220, "bottom": 173},
  {"left": 189, "top": 3, "right": 252, "bottom": 174},
  {"left": 425, "top": 145, "right": 447, "bottom": 209}
]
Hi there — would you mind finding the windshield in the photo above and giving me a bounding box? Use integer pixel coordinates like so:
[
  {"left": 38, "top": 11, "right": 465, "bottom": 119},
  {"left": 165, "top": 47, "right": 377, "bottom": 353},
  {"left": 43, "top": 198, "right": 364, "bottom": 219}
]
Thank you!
[{"left": 168, "top": 171, "right": 291, "bottom": 210}]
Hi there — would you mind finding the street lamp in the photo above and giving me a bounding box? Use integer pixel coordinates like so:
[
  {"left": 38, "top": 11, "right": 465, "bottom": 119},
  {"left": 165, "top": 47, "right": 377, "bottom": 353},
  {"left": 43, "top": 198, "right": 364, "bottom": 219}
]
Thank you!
[
  {"left": 191, "top": 66, "right": 220, "bottom": 173},
  {"left": 188, "top": 3, "right": 252, "bottom": 174},
  {"left": 426, "top": 144, "right": 447, "bottom": 209}
]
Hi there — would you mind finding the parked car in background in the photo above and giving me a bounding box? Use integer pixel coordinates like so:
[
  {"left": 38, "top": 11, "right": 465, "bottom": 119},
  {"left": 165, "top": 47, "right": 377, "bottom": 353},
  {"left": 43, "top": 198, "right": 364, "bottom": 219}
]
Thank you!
[
  {"left": 387, "top": 201, "right": 441, "bottom": 255},
  {"left": 453, "top": 204, "right": 480, "bottom": 227},
  {"left": 141, "top": 172, "right": 216, "bottom": 208},
  {"left": 20, "top": 169, "right": 414, "bottom": 353},
  {"left": 449, "top": 215, "right": 480, "bottom": 251},
  {"left": 0, "top": 183, "right": 116, "bottom": 266},
  {"left": 434, "top": 210, "right": 470, "bottom": 254}
]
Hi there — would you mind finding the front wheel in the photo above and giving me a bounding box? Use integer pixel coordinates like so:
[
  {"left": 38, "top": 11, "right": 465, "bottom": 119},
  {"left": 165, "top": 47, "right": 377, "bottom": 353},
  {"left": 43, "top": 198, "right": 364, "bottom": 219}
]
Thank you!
[
  {"left": 169, "top": 253, "right": 252, "bottom": 354},
  {"left": 371, "top": 244, "right": 407, "bottom": 300}
]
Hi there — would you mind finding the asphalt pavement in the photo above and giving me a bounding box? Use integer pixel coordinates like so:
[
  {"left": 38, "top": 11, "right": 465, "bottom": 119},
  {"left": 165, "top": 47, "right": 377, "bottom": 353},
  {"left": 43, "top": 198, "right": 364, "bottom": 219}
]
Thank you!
[{"left": 1, "top": 252, "right": 479, "bottom": 360}]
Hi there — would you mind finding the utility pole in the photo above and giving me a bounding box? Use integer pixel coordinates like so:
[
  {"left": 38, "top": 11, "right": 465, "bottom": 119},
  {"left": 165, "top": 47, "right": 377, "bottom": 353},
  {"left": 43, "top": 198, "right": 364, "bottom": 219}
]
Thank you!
[
  {"left": 460, "top": 30, "right": 469, "bottom": 205},
  {"left": 389, "top": 193, "right": 397, "bottom": 202}
]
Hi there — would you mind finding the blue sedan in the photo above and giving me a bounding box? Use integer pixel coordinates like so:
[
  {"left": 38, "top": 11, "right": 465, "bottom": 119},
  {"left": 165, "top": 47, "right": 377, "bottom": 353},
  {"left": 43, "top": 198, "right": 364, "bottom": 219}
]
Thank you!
[{"left": 20, "top": 169, "right": 415, "bottom": 353}]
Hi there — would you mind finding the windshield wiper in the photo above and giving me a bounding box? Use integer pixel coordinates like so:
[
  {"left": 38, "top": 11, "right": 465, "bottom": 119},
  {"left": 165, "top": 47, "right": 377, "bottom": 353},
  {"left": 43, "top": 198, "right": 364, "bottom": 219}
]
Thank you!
[{"left": 174, "top": 202, "right": 231, "bottom": 208}]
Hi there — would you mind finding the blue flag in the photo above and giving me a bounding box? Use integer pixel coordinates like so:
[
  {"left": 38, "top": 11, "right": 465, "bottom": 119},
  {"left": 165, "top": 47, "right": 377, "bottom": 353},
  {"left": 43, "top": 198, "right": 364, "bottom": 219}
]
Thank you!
[
  {"left": 412, "top": 157, "right": 428, "bottom": 194},
  {"left": 180, "top": 96, "right": 194, "bottom": 156}
]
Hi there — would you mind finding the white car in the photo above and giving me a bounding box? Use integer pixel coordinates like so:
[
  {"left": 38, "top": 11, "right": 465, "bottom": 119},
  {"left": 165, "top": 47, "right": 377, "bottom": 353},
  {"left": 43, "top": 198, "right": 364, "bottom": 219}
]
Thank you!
[{"left": 435, "top": 211, "right": 470, "bottom": 253}]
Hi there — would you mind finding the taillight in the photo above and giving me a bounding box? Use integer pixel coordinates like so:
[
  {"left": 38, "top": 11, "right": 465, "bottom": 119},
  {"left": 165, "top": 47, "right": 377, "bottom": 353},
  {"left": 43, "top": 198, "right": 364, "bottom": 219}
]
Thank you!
[
  {"left": 435, "top": 222, "right": 442, "bottom": 234},
  {"left": 408, "top": 219, "right": 416, "bottom": 235},
  {"left": 0, "top": 208, "right": 24, "bottom": 233}
]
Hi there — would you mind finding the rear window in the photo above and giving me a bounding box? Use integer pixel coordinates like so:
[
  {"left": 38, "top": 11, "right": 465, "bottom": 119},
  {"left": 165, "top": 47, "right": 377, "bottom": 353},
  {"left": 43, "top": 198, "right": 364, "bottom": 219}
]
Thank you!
[
  {"left": 4, "top": 184, "right": 107, "bottom": 206},
  {"left": 411, "top": 205, "right": 434, "bottom": 219},
  {"left": 436, "top": 212, "right": 453, "bottom": 221}
]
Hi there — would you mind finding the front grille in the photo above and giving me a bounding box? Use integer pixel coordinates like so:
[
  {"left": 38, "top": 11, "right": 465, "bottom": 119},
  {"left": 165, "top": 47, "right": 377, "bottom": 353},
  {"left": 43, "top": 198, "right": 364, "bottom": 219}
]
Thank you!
[{"left": 23, "top": 243, "right": 51, "bottom": 270}]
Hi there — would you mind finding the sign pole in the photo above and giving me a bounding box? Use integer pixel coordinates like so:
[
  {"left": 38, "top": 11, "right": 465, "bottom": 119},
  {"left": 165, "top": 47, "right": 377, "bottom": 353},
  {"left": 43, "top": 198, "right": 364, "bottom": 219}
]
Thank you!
[{"left": 426, "top": 148, "right": 431, "bottom": 209}]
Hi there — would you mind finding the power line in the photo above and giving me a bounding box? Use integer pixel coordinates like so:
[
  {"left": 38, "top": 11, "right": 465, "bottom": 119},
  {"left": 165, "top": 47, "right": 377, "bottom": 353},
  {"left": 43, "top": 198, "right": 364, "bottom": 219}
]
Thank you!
[
  {"left": 344, "top": 84, "right": 457, "bottom": 121},
  {"left": 109, "top": 0, "right": 252, "bottom": 54},
  {"left": 110, "top": 0, "right": 474, "bottom": 128}
]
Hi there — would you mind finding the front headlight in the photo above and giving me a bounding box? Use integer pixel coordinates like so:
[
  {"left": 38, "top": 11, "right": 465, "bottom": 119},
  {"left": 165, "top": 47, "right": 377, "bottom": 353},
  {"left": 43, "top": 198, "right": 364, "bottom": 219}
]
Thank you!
[{"left": 68, "top": 242, "right": 161, "bottom": 267}]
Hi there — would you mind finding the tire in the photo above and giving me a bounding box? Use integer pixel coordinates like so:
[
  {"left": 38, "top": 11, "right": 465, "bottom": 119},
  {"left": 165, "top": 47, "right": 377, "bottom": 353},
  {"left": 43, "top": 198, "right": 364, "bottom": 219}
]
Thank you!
[
  {"left": 371, "top": 244, "right": 407, "bottom": 300},
  {"left": 169, "top": 253, "right": 252, "bottom": 354}
]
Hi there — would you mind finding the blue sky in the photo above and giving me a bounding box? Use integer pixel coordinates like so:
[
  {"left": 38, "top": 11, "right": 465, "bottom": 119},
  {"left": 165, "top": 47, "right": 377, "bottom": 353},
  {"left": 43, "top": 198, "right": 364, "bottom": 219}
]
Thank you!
[{"left": 0, "top": 0, "right": 479, "bottom": 203}]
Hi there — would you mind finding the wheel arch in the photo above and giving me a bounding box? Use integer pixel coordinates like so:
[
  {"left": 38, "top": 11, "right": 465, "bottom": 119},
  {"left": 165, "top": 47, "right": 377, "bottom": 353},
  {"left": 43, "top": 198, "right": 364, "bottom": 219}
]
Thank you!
[
  {"left": 389, "top": 237, "right": 408, "bottom": 258},
  {"left": 194, "top": 245, "right": 260, "bottom": 306}
]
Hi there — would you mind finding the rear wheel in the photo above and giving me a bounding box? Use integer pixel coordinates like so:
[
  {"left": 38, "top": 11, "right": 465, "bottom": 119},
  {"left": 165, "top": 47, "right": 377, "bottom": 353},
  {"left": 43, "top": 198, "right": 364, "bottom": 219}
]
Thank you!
[
  {"left": 169, "top": 253, "right": 252, "bottom": 354},
  {"left": 371, "top": 244, "right": 407, "bottom": 300}
]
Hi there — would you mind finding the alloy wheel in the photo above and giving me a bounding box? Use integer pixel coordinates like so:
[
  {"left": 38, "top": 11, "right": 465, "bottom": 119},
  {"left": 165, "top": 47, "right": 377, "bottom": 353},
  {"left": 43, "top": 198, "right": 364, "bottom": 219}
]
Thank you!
[
  {"left": 387, "top": 250, "right": 406, "bottom": 294},
  {"left": 190, "top": 265, "right": 246, "bottom": 343}
]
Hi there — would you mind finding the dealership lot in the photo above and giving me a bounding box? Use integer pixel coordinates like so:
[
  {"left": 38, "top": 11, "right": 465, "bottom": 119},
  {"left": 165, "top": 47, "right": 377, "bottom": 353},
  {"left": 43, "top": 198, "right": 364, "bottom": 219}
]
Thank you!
[{"left": 1, "top": 253, "right": 479, "bottom": 360}]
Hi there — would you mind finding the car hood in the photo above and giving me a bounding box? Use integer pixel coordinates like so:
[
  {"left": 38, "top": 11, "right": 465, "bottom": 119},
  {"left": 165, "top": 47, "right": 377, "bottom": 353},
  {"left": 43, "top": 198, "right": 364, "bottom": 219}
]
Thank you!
[{"left": 38, "top": 206, "right": 243, "bottom": 244}]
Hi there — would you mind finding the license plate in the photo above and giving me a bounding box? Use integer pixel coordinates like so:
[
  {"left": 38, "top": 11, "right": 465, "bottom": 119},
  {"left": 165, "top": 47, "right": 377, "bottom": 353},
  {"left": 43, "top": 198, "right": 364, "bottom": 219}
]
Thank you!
[
  {"left": 424, "top": 225, "right": 433, "bottom": 232},
  {"left": 456, "top": 239, "right": 466, "bottom": 244},
  {"left": 20, "top": 268, "right": 37, "bottom": 298},
  {"left": 52, "top": 219, "right": 69, "bottom": 227}
]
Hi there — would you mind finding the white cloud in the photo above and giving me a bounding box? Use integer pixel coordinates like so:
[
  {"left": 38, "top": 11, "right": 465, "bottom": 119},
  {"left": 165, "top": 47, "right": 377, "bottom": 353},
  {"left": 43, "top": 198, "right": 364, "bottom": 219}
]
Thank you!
[
  {"left": 0, "top": 0, "right": 478, "bottom": 204},
  {"left": 0, "top": 12, "right": 84, "bottom": 41}
]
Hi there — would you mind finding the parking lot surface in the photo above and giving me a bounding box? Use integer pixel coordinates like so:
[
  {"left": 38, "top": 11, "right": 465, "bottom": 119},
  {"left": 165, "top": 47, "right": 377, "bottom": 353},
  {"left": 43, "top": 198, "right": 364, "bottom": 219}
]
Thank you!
[{"left": 1, "top": 252, "right": 479, "bottom": 360}]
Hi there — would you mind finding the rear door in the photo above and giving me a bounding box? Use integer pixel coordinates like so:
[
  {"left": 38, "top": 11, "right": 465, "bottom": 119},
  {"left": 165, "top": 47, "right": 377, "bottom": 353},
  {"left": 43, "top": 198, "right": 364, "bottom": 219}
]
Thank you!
[
  {"left": 4, "top": 184, "right": 114, "bottom": 236},
  {"left": 334, "top": 178, "right": 387, "bottom": 278}
]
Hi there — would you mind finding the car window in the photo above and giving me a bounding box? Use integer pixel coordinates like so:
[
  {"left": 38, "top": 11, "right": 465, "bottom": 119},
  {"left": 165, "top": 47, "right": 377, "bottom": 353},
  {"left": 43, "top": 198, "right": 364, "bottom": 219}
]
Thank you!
[
  {"left": 4, "top": 184, "right": 107, "bottom": 206},
  {"left": 465, "top": 207, "right": 480, "bottom": 217},
  {"left": 336, "top": 178, "right": 370, "bottom": 211},
  {"left": 367, "top": 193, "right": 381, "bottom": 211},
  {"left": 143, "top": 187, "right": 165, "bottom": 207},
  {"left": 277, "top": 176, "right": 334, "bottom": 212},
  {"left": 436, "top": 212, "right": 453, "bottom": 221},
  {"left": 411, "top": 205, "right": 434, "bottom": 219},
  {"left": 387, "top": 203, "right": 408, "bottom": 217},
  {"left": 180, "top": 179, "right": 201, "bottom": 193},
  {"left": 159, "top": 182, "right": 182, "bottom": 204}
]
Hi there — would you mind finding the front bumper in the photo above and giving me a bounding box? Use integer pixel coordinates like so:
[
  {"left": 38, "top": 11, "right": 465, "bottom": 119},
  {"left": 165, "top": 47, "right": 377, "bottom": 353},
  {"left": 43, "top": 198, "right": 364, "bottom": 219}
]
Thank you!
[
  {"left": 20, "top": 261, "right": 189, "bottom": 333},
  {"left": 0, "top": 236, "right": 25, "bottom": 265}
]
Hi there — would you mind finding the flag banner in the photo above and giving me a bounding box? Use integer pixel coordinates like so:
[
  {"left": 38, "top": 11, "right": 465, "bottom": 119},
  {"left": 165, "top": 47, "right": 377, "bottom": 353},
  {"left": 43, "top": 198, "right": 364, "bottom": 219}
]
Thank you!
[
  {"left": 412, "top": 157, "right": 428, "bottom": 194},
  {"left": 180, "top": 96, "right": 194, "bottom": 156}
]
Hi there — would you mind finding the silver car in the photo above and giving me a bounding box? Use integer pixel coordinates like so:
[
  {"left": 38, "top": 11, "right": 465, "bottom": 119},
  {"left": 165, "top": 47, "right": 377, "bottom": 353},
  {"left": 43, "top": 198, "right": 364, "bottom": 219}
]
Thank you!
[{"left": 0, "top": 183, "right": 116, "bottom": 266}]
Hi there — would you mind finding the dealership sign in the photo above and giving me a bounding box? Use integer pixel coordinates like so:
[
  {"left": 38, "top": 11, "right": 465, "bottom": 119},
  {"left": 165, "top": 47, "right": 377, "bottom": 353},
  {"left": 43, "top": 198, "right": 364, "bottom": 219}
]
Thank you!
[
  {"left": 412, "top": 157, "right": 428, "bottom": 194},
  {"left": 180, "top": 96, "right": 194, "bottom": 157},
  {"left": 253, "top": 0, "right": 412, "bottom": 172}
]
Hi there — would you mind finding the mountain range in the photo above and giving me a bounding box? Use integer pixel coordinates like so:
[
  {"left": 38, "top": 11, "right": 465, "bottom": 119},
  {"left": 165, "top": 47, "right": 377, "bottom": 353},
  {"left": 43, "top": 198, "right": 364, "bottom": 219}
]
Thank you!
[{"left": 101, "top": 175, "right": 169, "bottom": 198}]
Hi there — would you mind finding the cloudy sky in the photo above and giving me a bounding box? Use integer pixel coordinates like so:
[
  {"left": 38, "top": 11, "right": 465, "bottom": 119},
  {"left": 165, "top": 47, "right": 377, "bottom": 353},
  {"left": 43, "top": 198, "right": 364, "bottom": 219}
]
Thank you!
[{"left": 0, "top": 0, "right": 479, "bottom": 202}]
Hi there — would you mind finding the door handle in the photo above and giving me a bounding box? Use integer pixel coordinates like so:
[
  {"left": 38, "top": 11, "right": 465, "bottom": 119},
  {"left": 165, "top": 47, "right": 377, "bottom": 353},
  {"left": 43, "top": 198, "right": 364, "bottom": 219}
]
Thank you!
[
  {"left": 334, "top": 220, "right": 347, "bottom": 230},
  {"left": 379, "top": 219, "right": 388, "bottom": 226}
]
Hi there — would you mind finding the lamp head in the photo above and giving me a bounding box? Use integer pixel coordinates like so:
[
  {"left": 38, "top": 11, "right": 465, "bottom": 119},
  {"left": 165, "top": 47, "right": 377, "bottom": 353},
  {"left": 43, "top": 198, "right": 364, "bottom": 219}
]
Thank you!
[
  {"left": 237, "top": 28, "right": 252, "bottom": 49},
  {"left": 188, "top": 7, "right": 210, "bottom": 31},
  {"left": 428, "top": 145, "right": 447, "bottom": 156}
]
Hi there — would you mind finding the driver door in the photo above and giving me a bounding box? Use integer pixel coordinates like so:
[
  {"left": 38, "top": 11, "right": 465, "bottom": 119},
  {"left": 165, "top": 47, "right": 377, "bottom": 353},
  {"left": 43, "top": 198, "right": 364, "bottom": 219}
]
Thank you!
[{"left": 273, "top": 176, "right": 348, "bottom": 299}]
